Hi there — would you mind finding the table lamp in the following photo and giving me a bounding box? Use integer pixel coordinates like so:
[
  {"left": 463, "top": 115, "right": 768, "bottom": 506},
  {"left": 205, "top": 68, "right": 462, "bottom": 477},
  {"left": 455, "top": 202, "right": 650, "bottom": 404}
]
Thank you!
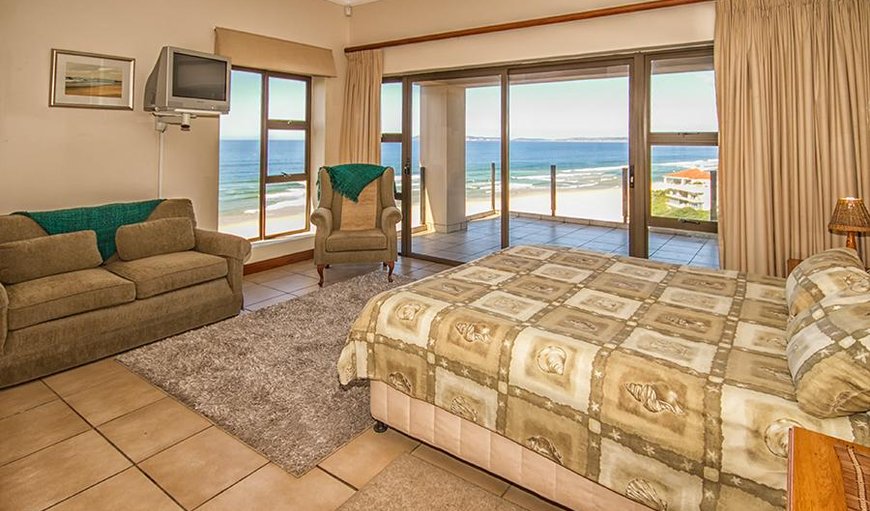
[{"left": 829, "top": 197, "right": 870, "bottom": 250}]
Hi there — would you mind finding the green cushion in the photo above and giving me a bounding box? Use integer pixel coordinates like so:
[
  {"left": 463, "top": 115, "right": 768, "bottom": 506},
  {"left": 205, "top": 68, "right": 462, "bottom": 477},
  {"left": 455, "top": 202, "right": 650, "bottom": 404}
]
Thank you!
[
  {"left": 116, "top": 218, "right": 195, "bottom": 261},
  {"left": 0, "top": 231, "right": 102, "bottom": 285}
]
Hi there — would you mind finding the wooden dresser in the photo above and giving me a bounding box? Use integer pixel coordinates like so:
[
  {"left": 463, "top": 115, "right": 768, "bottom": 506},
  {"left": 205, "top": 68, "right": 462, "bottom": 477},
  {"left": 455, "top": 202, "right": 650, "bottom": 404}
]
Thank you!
[{"left": 789, "top": 427, "right": 870, "bottom": 511}]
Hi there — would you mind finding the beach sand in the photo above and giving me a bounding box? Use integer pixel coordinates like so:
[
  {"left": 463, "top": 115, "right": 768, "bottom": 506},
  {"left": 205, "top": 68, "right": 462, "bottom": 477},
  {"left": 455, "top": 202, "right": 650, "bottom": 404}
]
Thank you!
[{"left": 219, "top": 186, "right": 633, "bottom": 239}]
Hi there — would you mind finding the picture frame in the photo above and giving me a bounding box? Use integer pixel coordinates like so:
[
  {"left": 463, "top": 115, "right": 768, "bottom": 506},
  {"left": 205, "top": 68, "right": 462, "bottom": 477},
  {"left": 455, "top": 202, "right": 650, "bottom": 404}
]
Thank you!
[{"left": 50, "top": 49, "right": 135, "bottom": 110}]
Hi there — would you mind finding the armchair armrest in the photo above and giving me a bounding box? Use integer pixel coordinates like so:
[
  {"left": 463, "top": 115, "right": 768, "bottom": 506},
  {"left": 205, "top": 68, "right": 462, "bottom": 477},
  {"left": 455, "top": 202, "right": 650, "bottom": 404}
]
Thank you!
[
  {"left": 0, "top": 282, "right": 7, "bottom": 352},
  {"left": 381, "top": 206, "right": 402, "bottom": 229},
  {"left": 194, "top": 229, "right": 252, "bottom": 262},
  {"left": 311, "top": 208, "right": 333, "bottom": 235}
]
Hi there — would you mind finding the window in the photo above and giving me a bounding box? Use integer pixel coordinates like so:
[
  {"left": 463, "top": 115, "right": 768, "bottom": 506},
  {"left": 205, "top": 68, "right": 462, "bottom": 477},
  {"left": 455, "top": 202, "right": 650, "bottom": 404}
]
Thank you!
[
  {"left": 219, "top": 69, "right": 311, "bottom": 240},
  {"left": 648, "top": 53, "right": 719, "bottom": 229}
]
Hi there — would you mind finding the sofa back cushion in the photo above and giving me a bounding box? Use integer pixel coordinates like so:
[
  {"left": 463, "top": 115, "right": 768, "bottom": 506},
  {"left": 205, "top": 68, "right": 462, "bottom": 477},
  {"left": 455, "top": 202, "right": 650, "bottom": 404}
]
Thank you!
[
  {"left": 339, "top": 183, "right": 380, "bottom": 231},
  {"left": 116, "top": 218, "right": 195, "bottom": 261},
  {"left": 147, "top": 198, "right": 197, "bottom": 227},
  {"left": 785, "top": 248, "right": 867, "bottom": 317},
  {"left": 0, "top": 231, "right": 102, "bottom": 284},
  {"left": 0, "top": 215, "right": 48, "bottom": 245}
]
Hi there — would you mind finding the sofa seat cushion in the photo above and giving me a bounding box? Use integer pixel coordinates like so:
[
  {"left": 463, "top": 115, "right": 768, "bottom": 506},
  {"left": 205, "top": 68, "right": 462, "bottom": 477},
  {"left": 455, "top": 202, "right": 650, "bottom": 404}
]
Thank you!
[
  {"left": 7, "top": 268, "right": 136, "bottom": 330},
  {"left": 105, "top": 251, "right": 228, "bottom": 299},
  {"left": 326, "top": 229, "right": 387, "bottom": 252}
]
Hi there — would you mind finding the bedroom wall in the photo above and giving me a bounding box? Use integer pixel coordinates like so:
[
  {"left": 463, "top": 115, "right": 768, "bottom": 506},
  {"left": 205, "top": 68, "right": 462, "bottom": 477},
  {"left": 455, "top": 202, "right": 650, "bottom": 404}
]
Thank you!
[
  {"left": 0, "top": 0, "right": 715, "bottom": 264},
  {"left": 0, "top": 0, "right": 348, "bottom": 235},
  {"left": 349, "top": 0, "right": 715, "bottom": 75}
]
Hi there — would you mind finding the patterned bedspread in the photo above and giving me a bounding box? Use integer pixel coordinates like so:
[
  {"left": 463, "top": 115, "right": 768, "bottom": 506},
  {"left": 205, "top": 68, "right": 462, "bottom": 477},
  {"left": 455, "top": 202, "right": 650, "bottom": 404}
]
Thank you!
[{"left": 338, "top": 245, "right": 870, "bottom": 510}]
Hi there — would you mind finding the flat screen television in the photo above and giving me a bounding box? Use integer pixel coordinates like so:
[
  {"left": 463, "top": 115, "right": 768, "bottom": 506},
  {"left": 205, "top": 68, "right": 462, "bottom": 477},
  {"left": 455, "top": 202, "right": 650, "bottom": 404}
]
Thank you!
[{"left": 144, "top": 46, "right": 230, "bottom": 114}]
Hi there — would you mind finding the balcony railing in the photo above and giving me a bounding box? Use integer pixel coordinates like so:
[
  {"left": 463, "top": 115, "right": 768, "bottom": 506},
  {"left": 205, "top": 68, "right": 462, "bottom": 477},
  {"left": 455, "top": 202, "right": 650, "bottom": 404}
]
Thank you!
[{"left": 404, "top": 163, "right": 718, "bottom": 230}]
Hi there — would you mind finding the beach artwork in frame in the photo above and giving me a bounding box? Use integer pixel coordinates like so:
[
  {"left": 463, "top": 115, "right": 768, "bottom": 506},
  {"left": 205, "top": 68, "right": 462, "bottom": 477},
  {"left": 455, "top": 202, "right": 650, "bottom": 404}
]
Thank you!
[{"left": 50, "top": 49, "right": 134, "bottom": 109}]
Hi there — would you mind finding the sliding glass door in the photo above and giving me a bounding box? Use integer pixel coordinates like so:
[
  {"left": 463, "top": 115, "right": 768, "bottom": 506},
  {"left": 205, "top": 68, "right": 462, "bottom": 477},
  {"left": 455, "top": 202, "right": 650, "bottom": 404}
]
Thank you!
[
  {"left": 645, "top": 51, "right": 719, "bottom": 267},
  {"left": 389, "top": 45, "right": 719, "bottom": 269},
  {"left": 402, "top": 73, "right": 504, "bottom": 264},
  {"left": 508, "top": 63, "right": 631, "bottom": 252}
]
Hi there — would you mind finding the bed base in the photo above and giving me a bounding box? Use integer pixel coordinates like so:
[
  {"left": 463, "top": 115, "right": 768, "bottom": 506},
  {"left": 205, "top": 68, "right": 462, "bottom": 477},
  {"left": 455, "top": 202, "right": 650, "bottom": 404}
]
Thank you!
[{"left": 370, "top": 380, "right": 645, "bottom": 511}]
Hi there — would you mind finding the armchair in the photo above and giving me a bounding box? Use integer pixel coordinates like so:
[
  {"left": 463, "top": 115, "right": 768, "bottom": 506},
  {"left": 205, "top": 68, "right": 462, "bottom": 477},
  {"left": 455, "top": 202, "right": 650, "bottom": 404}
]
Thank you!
[{"left": 310, "top": 166, "right": 402, "bottom": 286}]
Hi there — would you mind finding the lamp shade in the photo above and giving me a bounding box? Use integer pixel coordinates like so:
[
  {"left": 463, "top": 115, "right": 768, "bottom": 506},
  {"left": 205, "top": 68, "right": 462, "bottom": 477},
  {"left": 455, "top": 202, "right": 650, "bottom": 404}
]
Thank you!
[{"left": 829, "top": 197, "right": 870, "bottom": 233}]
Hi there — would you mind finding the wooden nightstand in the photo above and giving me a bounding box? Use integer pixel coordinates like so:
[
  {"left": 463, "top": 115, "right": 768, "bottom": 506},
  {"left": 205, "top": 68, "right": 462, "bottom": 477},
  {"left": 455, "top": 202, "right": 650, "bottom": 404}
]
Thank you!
[
  {"left": 789, "top": 427, "right": 870, "bottom": 510},
  {"left": 787, "top": 258, "right": 802, "bottom": 275}
]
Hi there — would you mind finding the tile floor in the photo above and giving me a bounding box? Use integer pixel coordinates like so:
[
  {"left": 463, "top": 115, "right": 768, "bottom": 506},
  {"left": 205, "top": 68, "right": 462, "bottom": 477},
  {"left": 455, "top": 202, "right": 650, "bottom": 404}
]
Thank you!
[
  {"left": 241, "top": 256, "right": 453, "bottom": 312},
  {"left": 411, "top": 215, "right": 720, "bottom": 268},
  {"left": 0, "top": 258, "right": 567, "bottom": 511}
]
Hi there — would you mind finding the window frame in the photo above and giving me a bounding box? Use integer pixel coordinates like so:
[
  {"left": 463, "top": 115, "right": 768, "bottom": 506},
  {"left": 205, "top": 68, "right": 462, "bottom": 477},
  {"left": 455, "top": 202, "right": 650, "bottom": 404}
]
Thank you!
[
  {"left": 224, "top": 66, "right": 312, "bottom": 241},
  {"left": 644, "top": 48, "right": 719, "bottom": 234},
  {"left": 380, "top": 78, "right": 417, "bottom": 232}
]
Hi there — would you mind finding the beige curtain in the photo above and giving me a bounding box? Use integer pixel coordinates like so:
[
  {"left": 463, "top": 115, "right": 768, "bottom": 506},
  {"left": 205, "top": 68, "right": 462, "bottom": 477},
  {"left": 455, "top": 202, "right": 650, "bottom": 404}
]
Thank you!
[
  {"left": 339, "top": 50, "right": 384, "bottom": 164},
  {"left": 715, "top": 0, "right": 870, "bottom": 276}
]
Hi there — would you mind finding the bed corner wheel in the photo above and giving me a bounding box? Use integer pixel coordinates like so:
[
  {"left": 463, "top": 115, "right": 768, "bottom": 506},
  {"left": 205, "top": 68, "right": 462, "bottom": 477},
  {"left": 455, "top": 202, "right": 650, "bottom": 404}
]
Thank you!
[
  {"left": 373, "top": 420, "right": 388, "bottom": 433},
  {"left": 316, "top": 264, "right": 325, "bottom": 287},
  {"left": 387, "top": 261, "right": 395, "bottom": 282}
]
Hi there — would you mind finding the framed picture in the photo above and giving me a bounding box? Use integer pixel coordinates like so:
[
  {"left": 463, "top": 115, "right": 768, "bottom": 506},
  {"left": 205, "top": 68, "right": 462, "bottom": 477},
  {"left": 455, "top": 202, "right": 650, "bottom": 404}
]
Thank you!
[{"left": 50, "top": 49, "right": 135, "bottom": 109}]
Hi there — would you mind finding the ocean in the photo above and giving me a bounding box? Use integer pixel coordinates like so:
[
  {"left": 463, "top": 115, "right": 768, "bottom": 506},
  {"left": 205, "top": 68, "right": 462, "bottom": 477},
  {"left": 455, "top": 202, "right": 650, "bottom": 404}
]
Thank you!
[{"left": 219, "top": 139, "right": 718, "bottom": 231}]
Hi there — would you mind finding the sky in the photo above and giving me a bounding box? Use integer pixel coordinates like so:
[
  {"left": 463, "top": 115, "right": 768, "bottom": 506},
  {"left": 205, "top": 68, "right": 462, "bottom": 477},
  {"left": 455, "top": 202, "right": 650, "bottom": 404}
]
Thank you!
[
  {"left": 220, "top": 70, "right": 307, "bottom": 140},
  {"left": 221, "top": 68, "right": 717, "bottom": 141}
]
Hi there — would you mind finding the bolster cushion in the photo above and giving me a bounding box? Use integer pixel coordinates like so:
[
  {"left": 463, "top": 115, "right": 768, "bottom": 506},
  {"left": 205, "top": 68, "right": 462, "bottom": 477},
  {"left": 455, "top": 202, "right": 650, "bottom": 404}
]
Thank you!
[
  {"left": 786, "top": 286, "right": 870, "bottom": 418},
  {"left": 0, "top": 231, "right": 102, "bottom": 285},
  {"left": 116, "top": 218, "right": 195, "bottom": 261},
  {"left": 785, "top": 247, "right": 867, "bottom": 317}
]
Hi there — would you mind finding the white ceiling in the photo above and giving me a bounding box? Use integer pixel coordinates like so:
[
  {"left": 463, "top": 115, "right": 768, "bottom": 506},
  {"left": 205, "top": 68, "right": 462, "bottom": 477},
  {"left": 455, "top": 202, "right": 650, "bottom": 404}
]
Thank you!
[{"left": 325, "top": 0, "right": 382, "bottom": 5}]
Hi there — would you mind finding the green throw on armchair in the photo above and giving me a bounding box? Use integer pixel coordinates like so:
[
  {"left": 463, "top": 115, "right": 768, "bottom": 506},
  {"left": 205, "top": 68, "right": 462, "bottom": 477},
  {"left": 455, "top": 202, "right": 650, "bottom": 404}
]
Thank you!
[{"left": 311, "top": 166, "right": 402, "bottom": 286}]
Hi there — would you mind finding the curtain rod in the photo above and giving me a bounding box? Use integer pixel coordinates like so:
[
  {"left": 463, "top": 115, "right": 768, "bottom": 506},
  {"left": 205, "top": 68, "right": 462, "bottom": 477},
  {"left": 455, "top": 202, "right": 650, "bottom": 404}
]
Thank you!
[{"left": 344, "top": 0, "right": 713, "bottom": 53}]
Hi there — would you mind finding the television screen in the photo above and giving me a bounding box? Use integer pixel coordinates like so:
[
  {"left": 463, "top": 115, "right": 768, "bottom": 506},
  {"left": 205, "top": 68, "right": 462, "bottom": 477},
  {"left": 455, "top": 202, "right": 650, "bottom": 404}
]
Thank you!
[{"left": 172, "top": 52, "right": 227, "bottom": 101}]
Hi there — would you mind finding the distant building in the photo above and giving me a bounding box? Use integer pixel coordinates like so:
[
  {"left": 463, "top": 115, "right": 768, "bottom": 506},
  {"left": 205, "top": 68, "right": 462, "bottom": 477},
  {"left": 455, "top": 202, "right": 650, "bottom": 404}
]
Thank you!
[{"left": 663, "top": 168, "right": 711, "bottom": 210}]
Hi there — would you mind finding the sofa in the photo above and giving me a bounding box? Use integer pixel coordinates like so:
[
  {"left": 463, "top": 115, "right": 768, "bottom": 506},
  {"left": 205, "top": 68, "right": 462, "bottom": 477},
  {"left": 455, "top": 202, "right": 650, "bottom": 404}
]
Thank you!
[{"left": 0, "top": 199, "right": 251, "bottom": 388}]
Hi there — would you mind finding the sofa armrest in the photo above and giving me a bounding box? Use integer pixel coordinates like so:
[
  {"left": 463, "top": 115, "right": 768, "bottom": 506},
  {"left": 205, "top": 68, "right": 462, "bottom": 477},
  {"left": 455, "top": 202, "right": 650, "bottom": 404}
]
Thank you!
[
  {"left": 311, "top": 208, "right": 333, "bottom": 266},
  {"left": 311, "top": 208, "right": 333, "bottom": 235},
  {"left": 381, "top": 206, "right": 402, "bottom": 229},
  {"left": 194, "top": 229, "right": 252, "bottom": 262},
  {"left": 0, "top": 282, "right": 7, "bottom": 353}
]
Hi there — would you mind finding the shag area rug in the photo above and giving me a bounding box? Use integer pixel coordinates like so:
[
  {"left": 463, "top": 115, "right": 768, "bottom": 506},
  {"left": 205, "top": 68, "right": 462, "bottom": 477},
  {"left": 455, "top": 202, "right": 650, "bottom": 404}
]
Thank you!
[
  {"left": 117, "top": 271, "right": 412, "bottom": 476},
  {"left": 337, "top": 454, "right": 525, "bottom": 511}
]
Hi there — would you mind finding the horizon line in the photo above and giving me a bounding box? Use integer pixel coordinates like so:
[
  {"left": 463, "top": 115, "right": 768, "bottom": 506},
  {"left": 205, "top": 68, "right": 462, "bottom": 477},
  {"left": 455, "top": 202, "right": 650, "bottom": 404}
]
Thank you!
[{"left": 221, "top": 136, "right": 631, "bottom": 142}]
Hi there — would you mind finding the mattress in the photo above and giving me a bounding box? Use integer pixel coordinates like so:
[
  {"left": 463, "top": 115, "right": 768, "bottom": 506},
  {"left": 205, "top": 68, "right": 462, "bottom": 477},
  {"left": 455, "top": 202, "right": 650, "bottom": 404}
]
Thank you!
[{"left": 338, "top": 245, "right": 870, "bottom": 510}]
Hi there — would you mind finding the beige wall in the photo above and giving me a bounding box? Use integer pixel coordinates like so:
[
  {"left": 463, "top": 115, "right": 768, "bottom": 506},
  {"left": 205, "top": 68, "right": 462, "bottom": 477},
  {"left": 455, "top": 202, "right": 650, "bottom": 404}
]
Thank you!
[
  {"left": 1, "top": 0, "right": 715, "bottom": 264},
  {"left": 0, "top": 0, "right": 348, "bottom": 236},
  {"left": 350, "top": 0, "right": 715, "bottom": 75}
]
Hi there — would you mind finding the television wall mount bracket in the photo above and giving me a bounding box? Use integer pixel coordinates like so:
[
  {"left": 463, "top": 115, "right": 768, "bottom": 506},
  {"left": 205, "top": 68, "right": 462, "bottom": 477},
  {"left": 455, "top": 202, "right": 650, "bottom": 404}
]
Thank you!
[{"left": 152, "top": 109, "right": 220, "bottom": 132}]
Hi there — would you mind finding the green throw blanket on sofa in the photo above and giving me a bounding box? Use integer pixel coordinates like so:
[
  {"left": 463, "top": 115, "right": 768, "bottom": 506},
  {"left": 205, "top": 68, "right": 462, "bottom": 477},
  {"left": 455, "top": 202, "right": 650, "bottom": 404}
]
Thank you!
[
  {"left": 15, "top": 199, "right": 165, "bottom": 260},
  {"left": 324, "top": 164, "right": 389, "bottom": 203}
]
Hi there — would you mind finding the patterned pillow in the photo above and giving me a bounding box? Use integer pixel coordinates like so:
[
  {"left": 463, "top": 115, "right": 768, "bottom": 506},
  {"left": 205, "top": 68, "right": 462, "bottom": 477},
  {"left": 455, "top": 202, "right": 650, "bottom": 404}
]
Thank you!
[
  {"left": 785, "top": 248, "right": 868, "bottom": 317},
  {"left": 786, "top": 290, "right": 870, "bottom": 418}
]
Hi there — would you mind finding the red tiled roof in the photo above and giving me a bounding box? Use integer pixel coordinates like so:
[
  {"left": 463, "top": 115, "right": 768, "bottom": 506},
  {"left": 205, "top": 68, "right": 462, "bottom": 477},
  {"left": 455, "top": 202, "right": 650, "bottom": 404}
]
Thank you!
[{"left": 665, "top": 168, "right": 710, "bottom": 180}]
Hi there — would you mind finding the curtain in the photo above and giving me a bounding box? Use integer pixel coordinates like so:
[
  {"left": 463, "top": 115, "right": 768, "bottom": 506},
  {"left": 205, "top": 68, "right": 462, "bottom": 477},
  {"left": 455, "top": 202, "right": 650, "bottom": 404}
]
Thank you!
[
  {"left": 339, "top": 50, "right": 384, "bottom": 164},
  {"left": 715, "top": 0, "right": 870, "bottom": 276}
]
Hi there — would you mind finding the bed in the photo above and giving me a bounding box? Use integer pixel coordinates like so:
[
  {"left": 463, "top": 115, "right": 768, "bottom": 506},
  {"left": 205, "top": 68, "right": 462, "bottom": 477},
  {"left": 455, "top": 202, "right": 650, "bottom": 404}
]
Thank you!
[{"left": 338, "top": 245, "right": 870, "bottom": 510}]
